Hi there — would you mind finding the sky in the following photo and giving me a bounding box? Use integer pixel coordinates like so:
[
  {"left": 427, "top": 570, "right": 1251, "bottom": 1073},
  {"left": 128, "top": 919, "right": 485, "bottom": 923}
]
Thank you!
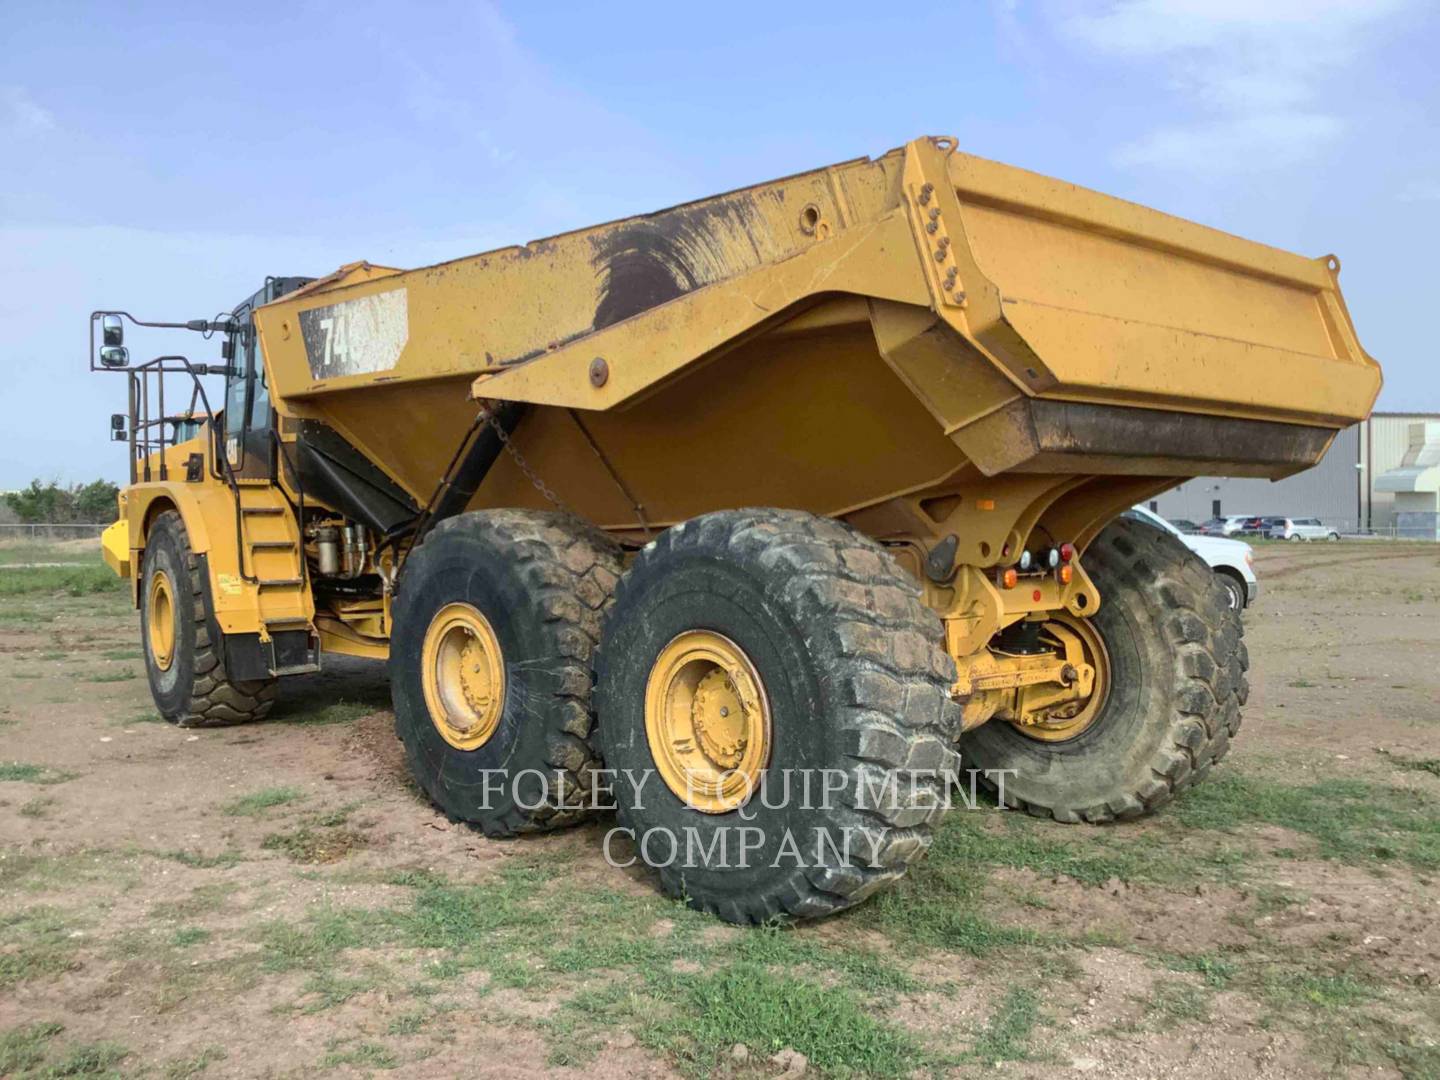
[{"left": 1, "top": 0, "right": 1436, "bottom": 490}]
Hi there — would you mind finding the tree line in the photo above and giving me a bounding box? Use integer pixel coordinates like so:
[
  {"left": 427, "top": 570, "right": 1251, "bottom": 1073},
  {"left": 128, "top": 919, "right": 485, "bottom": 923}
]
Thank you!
[{"left": 3, "top": 480, "right": 121, "bottom": 524}]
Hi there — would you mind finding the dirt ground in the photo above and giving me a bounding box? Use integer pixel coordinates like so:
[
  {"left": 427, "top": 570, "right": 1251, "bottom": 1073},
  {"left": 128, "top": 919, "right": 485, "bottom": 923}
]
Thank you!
[{"left": 1, "top": 541, "right": 1438, "bottom": 1078}]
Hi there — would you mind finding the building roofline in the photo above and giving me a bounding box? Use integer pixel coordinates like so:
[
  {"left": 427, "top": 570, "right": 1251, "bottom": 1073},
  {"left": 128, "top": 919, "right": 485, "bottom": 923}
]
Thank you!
[{"left": 1371, "top": 411, "right": 1440, "bottom": 418}]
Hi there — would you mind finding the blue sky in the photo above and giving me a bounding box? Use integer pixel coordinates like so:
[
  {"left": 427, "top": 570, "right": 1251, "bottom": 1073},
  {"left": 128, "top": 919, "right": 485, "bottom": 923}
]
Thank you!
[{"left": 2, "top": 0, "right": 1436, "bottom": 489}]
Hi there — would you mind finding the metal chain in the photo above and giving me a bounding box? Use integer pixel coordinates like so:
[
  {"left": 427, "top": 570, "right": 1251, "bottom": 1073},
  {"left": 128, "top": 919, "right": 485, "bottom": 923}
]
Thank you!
[{"left": 485, "top": 409, "right": 574, "bottom": 515}]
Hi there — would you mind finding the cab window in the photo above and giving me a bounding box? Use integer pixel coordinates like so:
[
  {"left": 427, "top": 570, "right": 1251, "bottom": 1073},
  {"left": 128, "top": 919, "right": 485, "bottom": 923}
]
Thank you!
[{"left": 223, "top": 324, "right": 250, "bottom": 439}]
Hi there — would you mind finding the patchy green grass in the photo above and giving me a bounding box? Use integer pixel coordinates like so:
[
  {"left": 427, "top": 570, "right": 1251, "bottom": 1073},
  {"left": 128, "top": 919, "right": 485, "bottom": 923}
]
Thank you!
[
  {"left": 160, "top": 1045, "right": 226, "bottom": 1079},
  {"left": 19, "top": 796, "right": 56, "bottom": 819},
  {"left": 220, "top": 786, "right": 304, "bottom": 818},
  {"left": 0, "top": 908, "right": 82, "bottom": 990},
  {"left": 159, "top": 849, "right": 246, "bottom": 870},
  {"left": 169, "top": 927, "right": 211, "bottom": 948},
  {"left": 100, "top": 648, "right": 143, "bottom": 661},
  {"left": 261, "top": 825, "right": 367, "bottom": 864},
  {"left": 1167, "top": 951, "right": 1238, "bottom": 988},
  {"left": 1172, "top": 770, "right": 1440, "bottom": 871},
  {"left": 1141, "top": 979, "right": 1213, "bottom": 1030},
  {"left": 1376, "top": 749, "right": 1440, "bottom": 779},
  {"left": 646, "top": 962, "right": 924, "bottom": 1076},
  {"left": 960, "top": 987, "right": 1042, "bottom": 1063},
  {"left": 319, "top": 1040, "right": 398, "bottom": 1070},
  {"left": 849, "top": 805, "right": 1243, "bottom": 952},
  {"left": 0, "top": 763, "right": 77, "bottom": 785},
  {"left": 0, "top": 1021, "right": 65, "bottom": 1075},
  {"left": 0, "top": 1021, "right": 123, "bottom": 1077},
  {"left": 0, "top": 565, "right": 123, "bottom": 597},
  {"left": 279, "top": 699, "right": 378, "bottom": 727},
  {"left": 243, "top": 862, "right": 930, "bottom": 1075},
  {"left": 43, "top": 1039, "right": 131, "bottom": 1078},
  {"left": 82, "top": 670, "right": 137, "bottom": 683}
]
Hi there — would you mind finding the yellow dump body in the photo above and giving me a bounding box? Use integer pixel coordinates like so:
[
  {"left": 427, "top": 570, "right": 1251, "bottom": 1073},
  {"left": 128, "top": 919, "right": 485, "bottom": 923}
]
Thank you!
[{"left": 254, "top": 136, "right": 1379, "bottom": 565}]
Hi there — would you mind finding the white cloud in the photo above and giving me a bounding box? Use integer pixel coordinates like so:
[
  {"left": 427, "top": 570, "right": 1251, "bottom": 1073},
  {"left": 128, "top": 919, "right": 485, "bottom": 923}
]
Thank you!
[
  {"left": 2, "top": 87, "right": 55, "bottom": 135},
  {"left": 1058, "top": 0, "right": 1409, "bottom": 172}
]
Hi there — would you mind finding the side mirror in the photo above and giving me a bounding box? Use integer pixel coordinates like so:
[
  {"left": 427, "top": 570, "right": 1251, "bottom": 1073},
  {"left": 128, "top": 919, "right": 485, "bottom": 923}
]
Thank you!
[
  {"left": 99, "top": 345, "right": 130, "bottom": 368},
  {"left": 102, "top": 315, "right": 124, "bottom": 347}
]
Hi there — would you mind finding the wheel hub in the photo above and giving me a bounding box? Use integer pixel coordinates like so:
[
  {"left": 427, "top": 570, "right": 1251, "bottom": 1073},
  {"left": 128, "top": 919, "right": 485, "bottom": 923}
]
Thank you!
[
  {"left": 1011, "top": 614, "right": 1111, "bottom": 743},
  {"left": 422, "top": 603, "right": 506, "bottom": 750},
  {"left": 644, "top": 631, "right": 771, "bottom": 813},
  {"left": 147, "top": 570, "right": 177, "bottom": 672}
]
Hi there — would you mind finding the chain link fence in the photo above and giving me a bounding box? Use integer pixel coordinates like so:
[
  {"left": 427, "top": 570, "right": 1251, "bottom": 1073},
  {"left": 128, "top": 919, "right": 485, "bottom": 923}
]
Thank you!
[{"left": 0, "top": 523, "right": 110, "bottom": 542}]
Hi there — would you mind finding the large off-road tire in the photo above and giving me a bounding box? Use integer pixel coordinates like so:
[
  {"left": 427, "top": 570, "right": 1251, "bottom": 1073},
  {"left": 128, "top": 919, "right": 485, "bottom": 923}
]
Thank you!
[
  {"left": 595, "top": 509, "right": 961, "bottom": 924},
  {"left": 391, "top": 510, "right": 623, "bottom": 837},
  {"left": 962, "top": 515, "right": 1248, "bottom": 823},
  {"left": 140, "top": 510, "right": 278, "bottom": 727}
]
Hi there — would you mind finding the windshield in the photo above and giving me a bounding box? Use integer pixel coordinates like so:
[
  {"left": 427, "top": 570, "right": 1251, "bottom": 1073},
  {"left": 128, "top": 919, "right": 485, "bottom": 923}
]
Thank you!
[{"left": 1125, "top": 505, "right": 1182, "bottom": 538}]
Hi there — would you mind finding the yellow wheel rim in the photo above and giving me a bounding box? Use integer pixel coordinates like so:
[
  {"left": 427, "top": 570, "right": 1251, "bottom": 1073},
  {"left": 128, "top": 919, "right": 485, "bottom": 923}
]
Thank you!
[
  {"left": 645, "top": 630, "right": 771, "bottom": 814},
  {"left": 1014, "top": 614, "right": 1111, "bottom": 743},
  {"left": 421, "top": 602, "right": 506, "bottom": 751},
  {"left": 146, "top": 570, "right": 177, "bottom": 672}
]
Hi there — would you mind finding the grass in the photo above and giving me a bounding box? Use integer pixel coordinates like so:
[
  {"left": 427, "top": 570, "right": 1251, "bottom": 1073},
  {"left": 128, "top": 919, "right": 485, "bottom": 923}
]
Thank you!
[
  {"left": 0, "top": 908, "right": 82, "bottom": 990},
  {"left": 0, "top": 1020, "right": 129, "bottom": 1078},
  {"left": 0, "top": 1022, "right": 64, "bottom": 1075},
  {"left": 19, "top": 796, "right": 56, "bottom": 819},
  {"left": 1376, "top": 749, "right": 1440, "bottom": 779},
  {"left": 1167, "top": 952, "right": 1238, "bottom": 988},
  {"left": 0, "top": 565, "right": 123, "bottom": 597},
  {"left": 169, "top": 927, "right": 211, "bottom": 948},
  {"left": 279, "top": 699, "right": 378, "bottom": 726},
  {"left": 0, "top": 544, "right": 101, "bottom": 566},
  {"left": 160, "top": 1045, "right": 226, "bottom": 1079},
  {"left": 220, "top": 786, "right": 303, "bottom": 817},
  {"left": 82, "top": 670, "right": 137, "bottom": 684},
  {"left": 242, "top": 864, "right": 932, "bottom": 1075},
  {"left": 1142, "top": 979, "right": 1212, "bottom": 1030},
  {"left": 0, "top": 763, "right": 77, "bottom": 785},
  {"left": 849, "top": 805, "right": 1244, "bottom": 952},
  {"left": 319, "top": 1041, "right": 398, "bottom": 1070},
  {"left": 261, "top": 825, "right": 367, "bottom": 863},
  {"left": 1172, "top": 770, "right": 1440, "bottom": 871},
  {"left": 961, "top": 987, "right": 1042, "bottom": 1063},
  {"left": 647, "top": 962, "right": 924, "bottom": 1076},
  {"left": 100, "top": 648, "right": 142, "bottom": 661},
  {"left": 160, "top": 849, "right": 246, "bottom": 870}
]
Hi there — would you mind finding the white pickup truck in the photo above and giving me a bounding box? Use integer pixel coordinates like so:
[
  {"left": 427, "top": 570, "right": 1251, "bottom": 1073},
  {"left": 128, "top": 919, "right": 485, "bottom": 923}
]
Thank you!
[{"left": 1127, "top": 506, "right": 1259, "bottom": 611}]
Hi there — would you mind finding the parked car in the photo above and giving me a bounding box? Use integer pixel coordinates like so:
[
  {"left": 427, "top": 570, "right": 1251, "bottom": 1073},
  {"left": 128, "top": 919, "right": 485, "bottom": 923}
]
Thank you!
[
  {"left": 1234, "top": 515, "right": 1285, "bottom": 537},
  {"left": 1126, "top": 506, "right": 1258, "bottom": 610},
  {"left": 1266, "top": 517, "right": 1340, "bottom": 542},
  {"left": 1196, "top": 515, "right": 1254, "bottom": 537},
  {"left": 1168, "top": 518, "right": 1200, "bottom": 533}
]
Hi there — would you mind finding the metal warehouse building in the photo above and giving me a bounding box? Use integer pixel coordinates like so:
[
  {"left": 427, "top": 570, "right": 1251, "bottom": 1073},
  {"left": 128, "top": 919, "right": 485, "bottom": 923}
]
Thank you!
[{"left": 1152, "top": 412, "right": 1440, "bottom": 538}]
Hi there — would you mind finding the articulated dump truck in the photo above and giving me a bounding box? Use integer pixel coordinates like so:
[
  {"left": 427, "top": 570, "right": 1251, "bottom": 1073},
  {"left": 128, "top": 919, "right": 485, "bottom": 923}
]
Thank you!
[{"left": 94, "top": 136, "right": 1379, "bottom": 923}]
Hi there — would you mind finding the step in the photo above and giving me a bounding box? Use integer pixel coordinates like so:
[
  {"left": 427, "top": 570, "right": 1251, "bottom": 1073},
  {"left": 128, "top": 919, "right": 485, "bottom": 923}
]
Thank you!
[
  {"left": 249, "top": 540, "right": 297, "bottom": 550},
  {"left": 240, "top": 506, "right": 285, "bottom": 516},
  {"left": 257, "top": 578, "right": 304, "bottom": 589},
  {"left": 269, "top": 662, "right": 322, "bottom": 677}
]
